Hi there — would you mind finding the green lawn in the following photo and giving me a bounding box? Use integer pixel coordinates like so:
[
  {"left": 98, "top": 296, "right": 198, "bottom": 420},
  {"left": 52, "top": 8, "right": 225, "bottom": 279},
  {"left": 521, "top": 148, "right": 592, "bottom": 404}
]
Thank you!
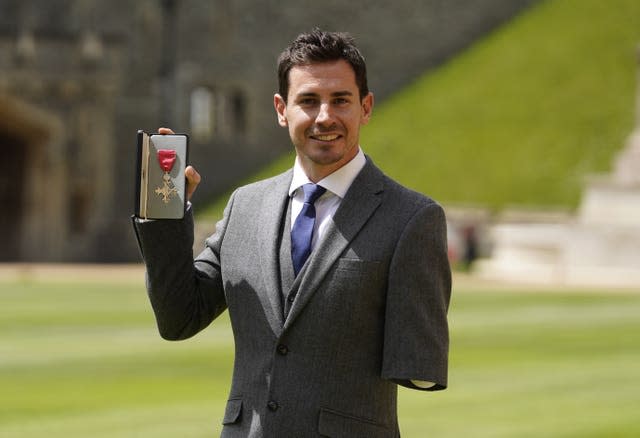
[{"left": 1, "top": 276, "right": 639, "bottom": 437}]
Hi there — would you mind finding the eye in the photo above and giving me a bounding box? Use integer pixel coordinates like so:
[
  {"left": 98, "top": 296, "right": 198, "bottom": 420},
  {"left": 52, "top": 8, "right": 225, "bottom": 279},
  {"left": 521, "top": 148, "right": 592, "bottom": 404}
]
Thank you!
[
  {"left": 334, "top": 97, "right": 349, "bottom": 105},
  {"left": 299, "top": 98, "right": 318, "bottom": 106}
]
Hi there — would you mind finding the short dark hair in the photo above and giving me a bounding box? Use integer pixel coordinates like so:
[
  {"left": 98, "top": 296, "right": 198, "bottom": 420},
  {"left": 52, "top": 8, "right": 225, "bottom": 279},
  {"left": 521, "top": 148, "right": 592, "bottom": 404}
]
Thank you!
[{"left": 277, "top": 29, "right": 369, "bottom": 102}]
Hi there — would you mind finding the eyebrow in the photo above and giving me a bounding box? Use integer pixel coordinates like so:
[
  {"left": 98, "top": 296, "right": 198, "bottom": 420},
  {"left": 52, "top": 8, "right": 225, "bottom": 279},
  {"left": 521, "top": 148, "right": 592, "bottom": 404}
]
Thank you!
[
  {"left": 296, "top": 90, "right": 354, "bottom": 98},
  {"left": 331, "top": 91, "right": 354, "bottom": 97}
]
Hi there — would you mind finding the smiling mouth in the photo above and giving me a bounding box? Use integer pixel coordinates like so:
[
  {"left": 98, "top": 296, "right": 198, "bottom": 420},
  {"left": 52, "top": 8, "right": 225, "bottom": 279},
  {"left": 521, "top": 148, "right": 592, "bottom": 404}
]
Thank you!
[{"left": 310, "top": 134, "right": 341, "bottom": 141}]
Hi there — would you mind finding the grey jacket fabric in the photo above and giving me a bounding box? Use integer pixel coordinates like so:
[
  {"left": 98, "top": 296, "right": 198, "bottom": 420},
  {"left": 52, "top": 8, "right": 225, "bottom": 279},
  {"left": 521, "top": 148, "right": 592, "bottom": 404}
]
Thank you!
[{"left": 132, "top": 158, "right": 451, "bottom": 437}]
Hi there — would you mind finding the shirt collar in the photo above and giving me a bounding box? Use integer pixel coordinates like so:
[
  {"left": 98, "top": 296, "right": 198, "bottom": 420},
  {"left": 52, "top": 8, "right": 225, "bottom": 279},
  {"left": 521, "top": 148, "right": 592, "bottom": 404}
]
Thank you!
[{"left": 289, "top": 147, "right": 367, "bottom": 199}]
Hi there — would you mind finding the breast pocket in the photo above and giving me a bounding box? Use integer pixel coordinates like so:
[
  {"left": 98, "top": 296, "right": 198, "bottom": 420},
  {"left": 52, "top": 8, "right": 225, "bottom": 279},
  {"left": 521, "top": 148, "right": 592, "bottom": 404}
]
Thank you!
[
  {"left": 318, "top": 258, "right": 386, "bottom": 330},
  {"left": 334, "top": 258, "right": 382, "bottom": 278},
  {"left": 333, "top": 258, "right": 383, "bottom": 297}
]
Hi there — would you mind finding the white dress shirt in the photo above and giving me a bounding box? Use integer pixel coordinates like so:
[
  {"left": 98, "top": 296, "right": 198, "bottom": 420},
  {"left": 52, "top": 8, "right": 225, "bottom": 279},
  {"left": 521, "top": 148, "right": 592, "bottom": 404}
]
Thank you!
[
  {"left": 288, "top": 147, "right": 435, "bottom": 390},
  {"left": 289, "top": 147, "right": 367, "bottom": 243}
]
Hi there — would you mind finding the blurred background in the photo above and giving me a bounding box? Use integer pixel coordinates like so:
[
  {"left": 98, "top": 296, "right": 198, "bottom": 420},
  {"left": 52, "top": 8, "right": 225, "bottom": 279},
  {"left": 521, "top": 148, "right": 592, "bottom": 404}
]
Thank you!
[
  {"left": 1, "top": 0, "right": 640, "bottom": 437},
  {"left": 0, "top": 0, "right": 535, "bottom": 262}
]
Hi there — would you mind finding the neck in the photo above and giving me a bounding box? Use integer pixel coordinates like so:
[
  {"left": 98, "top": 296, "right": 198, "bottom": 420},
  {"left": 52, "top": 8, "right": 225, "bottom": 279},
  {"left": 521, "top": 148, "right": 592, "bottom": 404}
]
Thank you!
[{"left": 297, "top": 147, "right": 360, "bottom": 183}]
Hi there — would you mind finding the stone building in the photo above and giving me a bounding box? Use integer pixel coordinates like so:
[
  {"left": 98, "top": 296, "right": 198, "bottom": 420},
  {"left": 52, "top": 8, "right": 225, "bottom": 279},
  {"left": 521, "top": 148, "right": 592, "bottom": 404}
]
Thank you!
[
  {"left": 0, "top": 0, "right": 536, "bottom": 262},
  {"left": 476, "top": 48, "right": 640, "bottom": 288}
]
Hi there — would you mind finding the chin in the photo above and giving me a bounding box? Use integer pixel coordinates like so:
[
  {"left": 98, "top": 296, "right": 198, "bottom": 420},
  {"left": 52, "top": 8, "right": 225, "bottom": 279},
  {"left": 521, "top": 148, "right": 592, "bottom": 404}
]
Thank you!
[{"left": 308, "top": 151, "right": 344, "bottom": 166}]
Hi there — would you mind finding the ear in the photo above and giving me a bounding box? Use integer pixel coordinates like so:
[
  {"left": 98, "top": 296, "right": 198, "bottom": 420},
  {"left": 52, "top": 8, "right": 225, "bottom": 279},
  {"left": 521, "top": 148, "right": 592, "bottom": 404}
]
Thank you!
[
  {"left": 274, "top": 94, "right": 288, "bottom": 127},
  {"left": 360, "top": 92, "right": 374, "bottom": 125}
]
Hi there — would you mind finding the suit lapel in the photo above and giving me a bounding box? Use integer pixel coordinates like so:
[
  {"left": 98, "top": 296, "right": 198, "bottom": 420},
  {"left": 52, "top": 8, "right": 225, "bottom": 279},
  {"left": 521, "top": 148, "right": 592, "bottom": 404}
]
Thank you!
[
  {"left": 283, "top": 159, "right": 385, "bottom": 331},
  {"left": 257, "top": 170, "right": 292, "bottom": 335}
]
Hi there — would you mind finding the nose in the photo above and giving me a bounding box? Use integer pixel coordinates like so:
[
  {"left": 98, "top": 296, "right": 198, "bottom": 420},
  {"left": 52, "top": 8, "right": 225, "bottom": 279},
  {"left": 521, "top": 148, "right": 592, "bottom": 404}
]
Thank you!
[{"left": 315, "top": 103, "right": 333, "bottom": 125}]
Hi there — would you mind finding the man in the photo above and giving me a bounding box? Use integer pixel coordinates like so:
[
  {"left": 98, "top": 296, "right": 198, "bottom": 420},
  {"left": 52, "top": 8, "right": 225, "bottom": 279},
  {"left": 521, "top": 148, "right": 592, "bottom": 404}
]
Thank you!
[{"left": 133, "top": 29, "right": 451, "bottom": 437}]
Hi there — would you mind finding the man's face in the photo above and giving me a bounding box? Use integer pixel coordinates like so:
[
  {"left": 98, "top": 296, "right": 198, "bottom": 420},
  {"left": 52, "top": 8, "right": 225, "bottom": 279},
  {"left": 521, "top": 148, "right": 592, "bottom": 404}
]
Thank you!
[{"left": 274, "top": 60, "right": 374, "bottom": 181}]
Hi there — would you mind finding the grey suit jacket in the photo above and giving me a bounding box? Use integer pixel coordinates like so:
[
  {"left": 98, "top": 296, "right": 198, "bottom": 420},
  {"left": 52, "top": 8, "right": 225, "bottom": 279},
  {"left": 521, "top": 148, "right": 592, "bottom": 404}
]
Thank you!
[{"left": 132, "top": 158, "right": 451, "bottom": 437}]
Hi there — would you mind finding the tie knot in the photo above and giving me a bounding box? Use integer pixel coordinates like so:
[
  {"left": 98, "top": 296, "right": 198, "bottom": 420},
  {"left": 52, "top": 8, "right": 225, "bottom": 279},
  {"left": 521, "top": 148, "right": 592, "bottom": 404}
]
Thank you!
[{"left": 301, "top": 183, "right": 326, "bottom": 204}]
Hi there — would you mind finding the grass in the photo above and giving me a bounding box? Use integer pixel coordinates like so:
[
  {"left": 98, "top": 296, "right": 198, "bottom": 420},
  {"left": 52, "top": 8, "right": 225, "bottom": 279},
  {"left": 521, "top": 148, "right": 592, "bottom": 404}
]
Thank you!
[
  {"left": 363, "top": 0, "right": 640, "bottom": 210},
  {"left": 198, "top": 0, "right": 640, "bottom": 219},
  {"left": 1, "top": 274, "right": 639, "bottom": 437}
]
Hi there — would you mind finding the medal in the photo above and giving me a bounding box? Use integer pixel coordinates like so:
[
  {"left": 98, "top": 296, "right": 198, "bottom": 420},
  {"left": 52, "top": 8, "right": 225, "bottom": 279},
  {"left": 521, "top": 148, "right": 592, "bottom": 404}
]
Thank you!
[{"left": 154, "top": 149, "right": 179, "bottom": 204}]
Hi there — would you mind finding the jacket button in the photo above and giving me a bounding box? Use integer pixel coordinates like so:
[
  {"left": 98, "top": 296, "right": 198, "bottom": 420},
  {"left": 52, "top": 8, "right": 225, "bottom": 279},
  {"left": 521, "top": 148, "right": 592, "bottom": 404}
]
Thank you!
[
  {"left": 287, "top": 294, "right": 295, "bottom": 303},
  {"left": 277, "top": 344, "right": 289, "bottom": 355},
  {"left": 267, "top": 400, "right": 279, "bottom": 411}
]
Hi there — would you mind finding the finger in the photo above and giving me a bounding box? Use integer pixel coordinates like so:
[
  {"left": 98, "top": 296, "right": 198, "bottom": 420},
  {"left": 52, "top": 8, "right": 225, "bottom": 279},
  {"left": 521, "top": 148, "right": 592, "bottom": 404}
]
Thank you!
[
  {"left": 185, "top": 165, "right": 201, "bottom": 201},
  {"left": 158, "top": 127, "right": 175, "bottom": 135},
  {"left": 185, "top": 166, "right": 201, "bottom": 184}
]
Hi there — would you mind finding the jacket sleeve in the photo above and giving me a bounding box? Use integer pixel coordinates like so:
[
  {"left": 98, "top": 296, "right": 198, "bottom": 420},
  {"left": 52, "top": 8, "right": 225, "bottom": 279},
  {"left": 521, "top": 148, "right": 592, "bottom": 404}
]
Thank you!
[
  {"left": 131, "top": 192, "right": 237, "bottom": 340},
  {"left": 381, "top": 201, "right": 452, "bottom": 391}
]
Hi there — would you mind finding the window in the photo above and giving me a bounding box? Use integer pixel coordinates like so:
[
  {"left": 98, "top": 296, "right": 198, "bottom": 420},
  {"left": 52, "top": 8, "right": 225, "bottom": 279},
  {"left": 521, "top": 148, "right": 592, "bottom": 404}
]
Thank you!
[
  {"left": 190, "top": 86, "right": 248, "bottom": 142},
  {"left": 190, "top": 86, "right": 214, "bottom": 142}
]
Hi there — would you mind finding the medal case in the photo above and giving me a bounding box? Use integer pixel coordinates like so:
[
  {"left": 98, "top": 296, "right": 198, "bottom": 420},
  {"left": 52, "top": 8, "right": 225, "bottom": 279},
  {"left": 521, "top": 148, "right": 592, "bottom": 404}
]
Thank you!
[{"left": 135, "top": 130, "right": 189, "bottom": 219}]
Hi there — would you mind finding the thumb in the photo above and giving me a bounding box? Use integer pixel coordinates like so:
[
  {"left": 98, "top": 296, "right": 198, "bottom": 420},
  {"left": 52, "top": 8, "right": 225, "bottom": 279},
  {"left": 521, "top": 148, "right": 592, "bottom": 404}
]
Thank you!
[{"left": 185, "top": 166, "right": 201, "bottom": 201}]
